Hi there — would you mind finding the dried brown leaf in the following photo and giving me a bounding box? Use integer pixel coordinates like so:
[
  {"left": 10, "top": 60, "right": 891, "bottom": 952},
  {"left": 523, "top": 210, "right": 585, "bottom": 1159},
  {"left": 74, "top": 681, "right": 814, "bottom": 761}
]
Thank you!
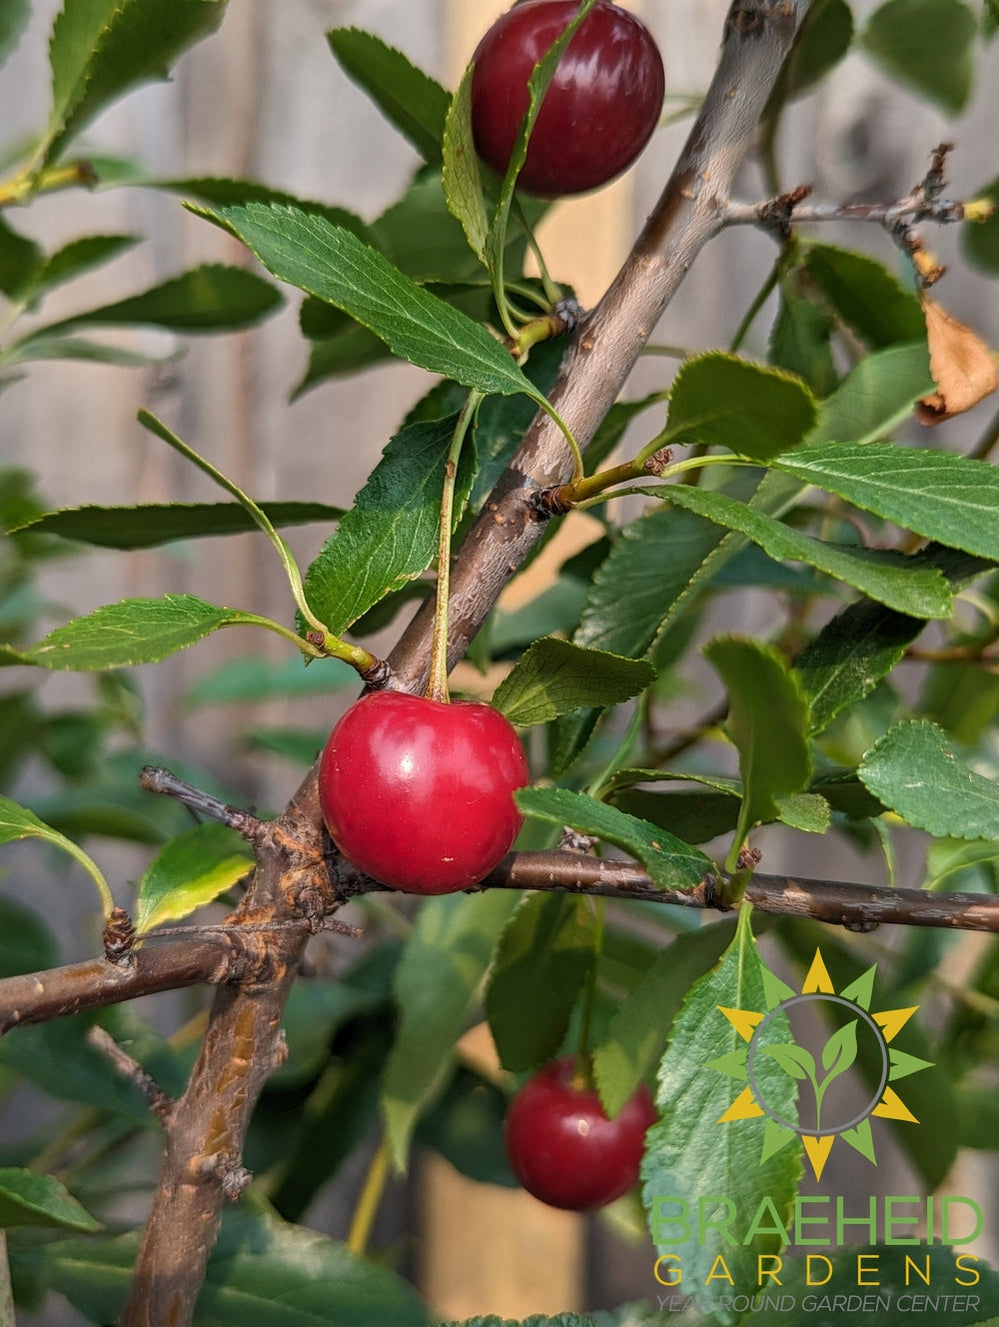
[{"left": 917, "top": 295, "right": 998, "bottom": 424}]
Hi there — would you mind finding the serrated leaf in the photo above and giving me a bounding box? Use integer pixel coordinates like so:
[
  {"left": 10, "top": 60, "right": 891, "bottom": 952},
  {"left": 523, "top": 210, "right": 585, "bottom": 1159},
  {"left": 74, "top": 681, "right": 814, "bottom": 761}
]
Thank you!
[
  {"left": 23, "top": 264, "right": 281, "bottom": 339},
  {"left": 382, "top": 892, "right": 519, "bottom": 1172},
  {"left": 803, "top": 244, "right": 925, "bottom": 350},
  {"left": 859, "top": 718, "right": 999, "bottom": 838},
  {"left": 0, "top": 0, "right": 30, "bottom": 71},
  {"left": 0, "top": 794, "right": 110, "bottom": 910},
  {"left": 663, "top": 353, "right": 817, "bottom": 460},
  {"left": 14, "top": 234, "right": 140, "bottom": 301},
  {"left": 594, "top": 921, "right": 736, "bottom": 1119},
  {"left": 203, "top": 203, "right": 545, "bottom": 402},
  {"left": 327, "top": 28, "right": 450, "bottom": 165},
  {"left": 41, "top": 0, "right": 228, "bottom": 168},
  {"left": 0, "top": 1169, "right": 101, "bottom": 1233},
  {"left": 14, "top": 1202, "right": 430, "bottom": 1326},
  {"left": 442, "top": 63, "right": 489, "bottom": 262},
  {"left": 773, "top": 441, "right": 999, "bottom": 561},
  {"left": 159, "top": 177, "right": 377, "bottom": 241},
  {"left": 516, "top": 787, "right": 713, "bottom": 891},
  {"left": 768, "top": 286, "right": 838, "bottom": 396},
  {"left": 135, "top": 823, "right": 253, "bottom": 934},
  {"left": 642, "top": 911, "right": 800, "bottom": 1321},
  {"left": 657, "top": 484, "right": 952, "bottom": 617},
  {"left": 486, "top": 893, "right": 594, "bottom": 1073},
  {"left": 862, "top": 0, "right": 977, "bottom": 113},
  {"left": 704, "top": 638, "right": 812, "bottom": 849},
  {"left": 774, "top": 791, "right": 831, "bottom": 833},
  {"left": 302, "top": 412, "right": 473, "bottom": 635},
  {"left": 13, "top": 500, "right": 342, "bottom": 550},
  {"left": 808, "top": 341, "right": 934, "bottom": 445},
  {"left": 14, "top": 594, "right": 279, "bottom": 671},
  {"left": 493, "top": 638, "right": 655, "bottom": 727},
  {"left": 187, "top": 654, "right": 353, "bottom": 707},
  {"left": 0, "top": 215, "right": 44, "bottom": 297}
]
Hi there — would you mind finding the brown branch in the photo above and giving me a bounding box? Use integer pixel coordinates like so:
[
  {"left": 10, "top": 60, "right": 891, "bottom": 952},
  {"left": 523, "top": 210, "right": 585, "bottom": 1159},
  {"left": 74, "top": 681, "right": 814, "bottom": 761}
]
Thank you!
[{"left": 87, "top": 1025, "right": 175, "bottom": 1124}]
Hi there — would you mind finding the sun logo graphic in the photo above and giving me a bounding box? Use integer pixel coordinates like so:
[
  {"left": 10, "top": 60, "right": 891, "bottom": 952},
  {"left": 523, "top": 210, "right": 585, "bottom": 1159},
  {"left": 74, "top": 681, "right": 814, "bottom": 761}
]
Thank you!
[{"left": 708, "top": 948, "right": 933, "bottom": 1182}]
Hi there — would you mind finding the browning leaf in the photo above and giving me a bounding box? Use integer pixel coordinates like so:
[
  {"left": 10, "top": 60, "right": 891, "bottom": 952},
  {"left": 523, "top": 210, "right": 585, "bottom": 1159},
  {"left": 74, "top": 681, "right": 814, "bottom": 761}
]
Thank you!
[{"left": 917, "top": 294, "right": 998, "bottom": 423}]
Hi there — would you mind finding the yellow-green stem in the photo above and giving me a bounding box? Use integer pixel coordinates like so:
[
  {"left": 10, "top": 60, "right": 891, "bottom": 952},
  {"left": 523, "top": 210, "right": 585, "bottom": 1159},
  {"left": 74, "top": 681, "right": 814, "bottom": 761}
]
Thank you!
[
  {"left": 574, "top": 897, "right": 606, "bottom": 1092},
  {"left": 346, "top": 1135, "right": 392, "bottom": 1257},
  {"left": 427, "top": 392, "right": 482, "bottom": 702}
]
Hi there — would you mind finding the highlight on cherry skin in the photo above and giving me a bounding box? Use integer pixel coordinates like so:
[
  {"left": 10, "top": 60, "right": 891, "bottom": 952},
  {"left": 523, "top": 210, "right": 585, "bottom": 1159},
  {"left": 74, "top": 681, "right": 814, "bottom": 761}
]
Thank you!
[
  {"left": 318, "top": 690, "right": 529, "bottom": 895},
  {"left": 470, "top": 0, "right": 666, "bottom": 197},
  {"left": 504, "top": 1056, "right": 658, "bottom": 1210}
]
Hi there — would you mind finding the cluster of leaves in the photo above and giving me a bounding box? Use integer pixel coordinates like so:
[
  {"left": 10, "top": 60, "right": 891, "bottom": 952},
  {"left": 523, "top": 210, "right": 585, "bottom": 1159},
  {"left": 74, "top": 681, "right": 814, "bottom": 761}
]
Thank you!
[{"left": 1, "top": 1, "right": 999, "bottom": 1325}]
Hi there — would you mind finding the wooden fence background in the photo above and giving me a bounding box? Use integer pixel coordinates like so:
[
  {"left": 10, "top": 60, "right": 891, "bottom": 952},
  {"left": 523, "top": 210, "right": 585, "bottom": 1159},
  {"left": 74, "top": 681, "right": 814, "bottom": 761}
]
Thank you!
[{"left": 3, "top": 1, "right": 999, "bottom": 1322}]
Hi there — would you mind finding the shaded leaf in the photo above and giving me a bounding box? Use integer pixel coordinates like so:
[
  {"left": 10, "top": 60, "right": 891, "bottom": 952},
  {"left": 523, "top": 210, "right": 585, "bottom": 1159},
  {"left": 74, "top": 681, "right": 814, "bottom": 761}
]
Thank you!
[
  {"left": 24, "top": 264, "right": 281, "bottom": 338},
  {"left": 0, "top": 0, "right": 30, "bottom": 71},
  {"left": 187, "top": 654, "right": 353, "bottom": 707},
  {"left": 12, "top": 500, "right": 344, "bottom": 549},
  {"left": 0, "top": 215, "right": 43, "bottom": 298},
  {"left": 0, "top": 1169, "right": 100, "bottom": 1233},
  {"left": 493, "top": 638, "right": 655, "bottom": 727},
  {"left": 327, "top": 28, "right": 450, "bottom": 165},
  {"left": 775, "top": 0, "right": 854, "bottom": 99},
  {"left": 803, "top": 245, "right": 925, "bottom": 350},
  {"left": 442, "top": 64, "right": 489, "bottom": 263},
  {"left": 859, "top": 718, "right": 999, "bottom": 838},
  {"left": 516, "top": 786, "right": 713, "bottom": 891},
  {"left": 382, "top": 892, "right": 519, "bottom": 1172},
  {"left": 135, "top": 823, "right": 253, "bottom": 934},
  {"left": 861, "top": 0, "right": 977, "bottom": 113},
  {"left": 486, "top": 893, "right": 594, "bottom": 1073}
]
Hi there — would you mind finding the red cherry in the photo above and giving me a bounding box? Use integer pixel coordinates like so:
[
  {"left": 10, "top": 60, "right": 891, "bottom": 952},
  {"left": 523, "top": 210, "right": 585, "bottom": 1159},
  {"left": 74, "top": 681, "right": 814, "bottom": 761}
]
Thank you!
[
  {"left": 504, "top": 1056, "right": 657, "bottom": 1210},
  {"left": 318, "top": 691, "right": 528, "bottom": 895},
  {"left": 470, "top": 0, "right": 665, "bottom": 197}
]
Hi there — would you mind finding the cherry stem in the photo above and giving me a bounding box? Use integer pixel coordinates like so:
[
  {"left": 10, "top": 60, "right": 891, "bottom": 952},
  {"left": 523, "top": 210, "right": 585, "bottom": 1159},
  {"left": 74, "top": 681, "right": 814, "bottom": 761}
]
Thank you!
[
  {"left": 574, "top": 897, "right": 605, "bottom": 1092},
  {"left": 346, "top": 1134, "right": 392, "bottom": 1257},
  {"left": 427, "top": 392, "right": 483, "bottom": 703}
]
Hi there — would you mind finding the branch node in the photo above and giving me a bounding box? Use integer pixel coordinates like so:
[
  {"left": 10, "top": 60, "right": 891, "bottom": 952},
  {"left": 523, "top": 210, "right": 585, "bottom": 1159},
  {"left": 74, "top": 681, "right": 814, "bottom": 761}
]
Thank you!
[
  {"left": 531, "top": 485, "right": 575, "bottom": 519},
  {"left": 843, "top": 918, "right": 880, "bottom": 934},
  {"left": 558, "top": 827, "right": 596, "bottom": 854},
  {"left": 103, "top": 907, "right": 137, "bottom": 968},
  {"left": 643, "top": 446, "right": 674, "bottom": 476},
  {"left": 360, "top": 656, "right": 394, "bottom": 690}
]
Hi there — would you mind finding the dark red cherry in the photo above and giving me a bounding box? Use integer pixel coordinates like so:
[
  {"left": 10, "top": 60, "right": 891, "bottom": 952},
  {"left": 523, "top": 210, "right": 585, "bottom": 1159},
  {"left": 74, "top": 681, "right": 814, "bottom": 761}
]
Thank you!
[
  {"left": 504, "top": 1056, "right": 657, "bottom": 1209},
  {"left": 470, "top": 0, "right": 665, "bottom": 196},
  {"left": 318, "top": 691, "right": 528, "bottom": 895}
]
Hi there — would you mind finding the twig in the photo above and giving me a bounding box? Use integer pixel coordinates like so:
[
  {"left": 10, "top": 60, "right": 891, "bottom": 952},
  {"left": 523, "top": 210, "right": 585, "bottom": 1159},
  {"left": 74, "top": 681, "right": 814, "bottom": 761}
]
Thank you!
[
  {"left": 139, "top": 766, "right": 267, "bottom": 844},
  {"left": 87, "top": 1025, "right": 174, "bottom": 1124}
]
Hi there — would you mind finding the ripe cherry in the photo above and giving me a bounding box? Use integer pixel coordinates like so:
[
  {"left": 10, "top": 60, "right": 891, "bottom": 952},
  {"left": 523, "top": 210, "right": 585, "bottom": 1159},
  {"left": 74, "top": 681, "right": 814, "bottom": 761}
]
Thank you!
[
  {"left": 318, "top": 691, "right": 528, "bottom": 895},
  {"left": 504, "top": 1056, "right": 657, "bottom": 1210},
  {"left": 470, "top": 0, "right": 665, "bottom": 197}
]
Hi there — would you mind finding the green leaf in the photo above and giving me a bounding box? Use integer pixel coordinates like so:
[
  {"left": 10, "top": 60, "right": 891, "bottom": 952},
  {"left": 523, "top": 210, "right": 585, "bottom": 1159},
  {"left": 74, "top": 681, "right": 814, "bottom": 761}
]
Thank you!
[
  {"left": 41, "top": 0, "right": 229, "bottom": 168},
  {"left": 774, "top": 791, "right": 831, "bottom": 833},
  {"left": 492, "top": 638, "right": 655, "bottom": 727},
  {"left": 575, "top": 468, "right": 790, "bottom": 657},
  {"left": 807, "top": 342, "right": 934, "bottom": 444},
  {"left": 663, "top": 353, "right": 818, "bottom": 460},
  {"left": 12, "top": 234, "right": 140, "bottom": 301},
  {"left": 302, "top": 412, "right": 473, "bottom": 635},
  {"left": 0, "top": 1015, "right": 151, "bottom": 1119},
  {"left": 13, "top": 594, "right": 281, "bottom": 671},
  {"left": 516, "top": 786, "right": 713, "bottom": 891},
  {"left": 0, "top": 0, "right": 30, "bottom": 71},
  {"left": 703, "top": 638, "right": 812, "bottom": 849},
  {"left": 776, "top": 0, "right": 854, "bottom": 99},
  {"left": 382, "top": 892, "right": 519, "bottom": 1172},
  {"left": 442, "top": 63, "right": 489, "bottom": 263},
  {"left": 642, "top": 911, "right": 800, "bottom": 1320},
  {"left": 135, "top": 823, "right": 253, "bottom": 934},
  {"left": 796, "top": 596, "right": 926, "bottom": 734},
  {"left": 859, "top": 718, "right": 999, "bottom": 838},
  {"left": 5, "top": 334, "right": 169, "bottom": 368},
  {"left": 803, "top": 244, "right": 925, "bottom": 350},
  {"left": 11, "top": 500, "right": 343, "bottom": 549},
  {"left": 861, "top": 0, "right": 977, "bottom": 112},
  {"left": 15, "top": 1202, "right": 430, "bottom": 1326},
  {"left": 772, "top": 441, "right": 999, "bottom": 561},
  {"left": 0, "top": 215, "right": 44, "bottom": 298},
  {"left": 0, "top": 1169, "right": 100, "bottom": 1233},
  {"left": 657, "top": 484, "right": 952, "bottom": 617},
  {"left": 0, "top": 794, "right": 112, "bottom": 912},
  {"left": 768, "top": 286, "right": 837, "bottom": 396},
  {"left": 204, "top": 203, "right": 544, "bottom": 401},
  {"left": 416, "top": 1066, "right": 517, "bottom": 1188},
  {"left": 760, "top": 1041, "right": 816, "bottom": 1081},
  {"left": 327, "top": 28, "right": 450, "bottom": 165},
  {"left": 373, "top": 172, "right": 493, "bottom": 283},
  {"left": 23, "top": 264, "right": 281, "bottom": 338},
  {"left": 485, "top": 893, "right": 595, "bottom": 1073},
  {"left": 819, "top": 1018, "right": 858, "bottom": 1079},
  {"left": 593, "top": 921, "right": 736, "bottom": 1119},
  {"left": 0, "top": 897, "right": 59, "bottom": 978},
  {"left": 159, "top": 177, "right": 377, "bottom": 241}
]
